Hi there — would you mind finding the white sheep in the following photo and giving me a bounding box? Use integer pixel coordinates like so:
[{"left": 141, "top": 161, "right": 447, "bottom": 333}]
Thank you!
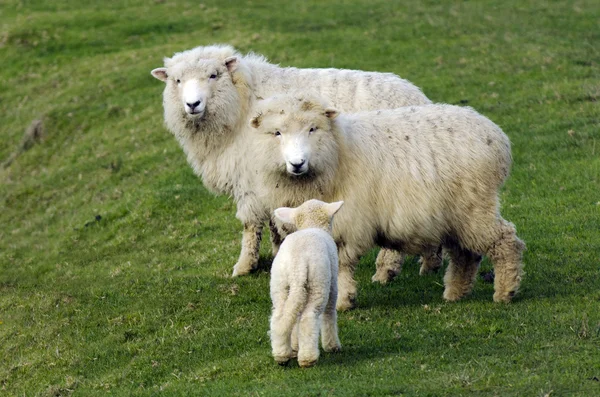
[
  {"left": 269, "top": 199, "right": 343, "bottom": 367},
  {"left": 150, "top": 44, "right": 437, "bottom": 282},
  {"left": 250, "top": 94, "right": 525, "bottom": 310}
]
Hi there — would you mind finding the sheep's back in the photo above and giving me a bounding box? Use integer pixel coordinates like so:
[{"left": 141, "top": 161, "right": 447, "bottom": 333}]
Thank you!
[{"left": 252, "top": 63, "right": 431, "bottom": 110}]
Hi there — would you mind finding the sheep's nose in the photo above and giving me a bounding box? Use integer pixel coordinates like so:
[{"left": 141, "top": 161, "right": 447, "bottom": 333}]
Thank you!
[
  {"left": 186, "top": 100, "right": 202, "bottom": 109},
  {"left": 290, "top": 160, "right": 305, "bottom": 170}
]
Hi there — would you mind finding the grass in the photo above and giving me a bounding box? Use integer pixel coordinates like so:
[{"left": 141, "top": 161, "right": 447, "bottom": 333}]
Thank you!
[{"left": 1, "top": 0, "right": 599, "bottom": 395}]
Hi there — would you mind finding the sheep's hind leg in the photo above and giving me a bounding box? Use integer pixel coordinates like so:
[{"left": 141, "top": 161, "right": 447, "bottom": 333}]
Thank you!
[
  {"left": 372, "top": 248, "right": 404, "bottom": 284},
  {"left": 442, "top": 244, "right": 482, "bottom": 302},
  {"left": 419, "top": 245, "right": 443, "bottom": 275},
  {"left": 232, "top": 223, "right": 262, "bottom": 277},
  {"left": 297, "top": 296, "right": 326, "bottom": 367},
  {"left": 337, "top": 246, "right": 361, "bottom": 311},
  {"left": 270, "top": 286, "right": 294, "bottom": 364}
]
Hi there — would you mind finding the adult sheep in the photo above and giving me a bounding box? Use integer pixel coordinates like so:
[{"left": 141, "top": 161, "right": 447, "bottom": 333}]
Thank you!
[
  {"left": 249, "top": 94, "right": 525, "bottom": 309},
  {"left": 150, "top": 44, "right": 438, "bottom": 282}
]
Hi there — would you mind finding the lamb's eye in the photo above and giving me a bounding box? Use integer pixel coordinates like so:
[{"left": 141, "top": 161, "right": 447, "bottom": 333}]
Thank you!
[
  {"left": 274, "top": 131, "right": 281, "bottom": 137},
  {"left": 176, "top": 79, "right": 181, "bottom": 84},
  {"left": 309, "top": 127, "right": 316, "bottom": 133},
  {"left": 209, "top": 73, "right": 217, "bottom": 79}
]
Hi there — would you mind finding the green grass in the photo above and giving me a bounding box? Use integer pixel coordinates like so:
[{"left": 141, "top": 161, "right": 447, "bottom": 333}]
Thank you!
[{"left": 1, "top": 0, "right": 599, "bottom": 395}]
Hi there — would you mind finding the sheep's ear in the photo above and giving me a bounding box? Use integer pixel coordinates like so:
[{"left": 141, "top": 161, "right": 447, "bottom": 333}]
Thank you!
[
  {"left": 274, "top": 207, "right": 295, "bottom": 224},
  {"left": 224, "top": 56, "right": 239, "bottom": 73},
  {"left": 324, "top": 108, "right": 339, "bottom": 120},
  {"left": 324, "top": 201, "right": 344, "bottom": 217},
  {"left": 151, "top": 68, "right": 168, "bottom": 82},
  {"left": 250, "top": 113, "right": 262, "bottom": 128}
]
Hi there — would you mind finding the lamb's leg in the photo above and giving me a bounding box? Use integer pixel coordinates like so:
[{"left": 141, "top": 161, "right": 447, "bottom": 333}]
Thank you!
[
  {"left": 337, "top": 246, "right": 361, "bottom": 311},
  {"left": 297, "top": 296, "right": 325, "bottom": 367},
  {"left": 442, "top": 244, "right": 482, "bottom": 301},
  {"left": 321, "top": 281, "right": 341, "bottom": 352},
  {"left": 232, "top": 222, "right": 262, "bottom": 277},
  {"left": 419, "top": 245, "right": 443, "bottom": 275},
  {"left": 372, "top": 248, "right": 404, "bottom": 284},
  {"left": 485, "top": 220, "right": 525, "bottom": 303},
  {"left": 270, "top": 284, "right": 293, "bottom": 364},
  {"left": 291, "top": 321, "right": 299, "bottom": 356},
  {"left": 270, "top": 284, "right": 306, "bottom": 364}
]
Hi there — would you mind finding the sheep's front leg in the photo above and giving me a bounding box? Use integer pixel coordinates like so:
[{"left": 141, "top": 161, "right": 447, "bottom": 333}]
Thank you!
[
  {"left": 268, "top": 218, "right": 284, "bottom": 257},
  {"left": 232, "top": 222, "right": 263, "bottom": 277}
]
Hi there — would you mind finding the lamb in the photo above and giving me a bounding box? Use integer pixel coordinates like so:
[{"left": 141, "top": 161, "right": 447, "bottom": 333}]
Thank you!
[
  {"left": 250, "top": 94, "right": 525, "bottom": 310},
  {"left": 269, "top": 199, "right": 343, "bottom": 367},
  {"left": 150, "top": 44, "right": 437, "bottom": 282}
]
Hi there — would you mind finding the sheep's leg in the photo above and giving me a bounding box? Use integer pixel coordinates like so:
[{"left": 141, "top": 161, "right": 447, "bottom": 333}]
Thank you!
[
  {"left": 291, "top": 321, "right": 299, "bottom": 356},
  {"left": 270, "top": 284, "right": 306, "bottom": 364},
  {"left": 337, "top": 246, "right": 360, "bottom": 311},
  {"left": 270, "top": 286, "right": 293, "bottom": 364},
  {"left": 442, "top": 244, "right": 482, "bottom": 301},
  {"left": 485, "top": 219, "right": 525, "bottom": 303},
  {"left": 268, "top": 218, "right": 284, "bottom": 257},
  {"left": 232, "top": 222, "right": 262, "bottom": 277},
  {"left": 419, "top": 245, "right": 443, "bottom": 275},
  {"left": 372, "top": 248, "right": 404, "bottom": 284},
  {"left": 321, "top": 281, "right": 341, "bottom": 352},
  {"left": 297, "top": 295, "right": 326, "bottom": 367}
]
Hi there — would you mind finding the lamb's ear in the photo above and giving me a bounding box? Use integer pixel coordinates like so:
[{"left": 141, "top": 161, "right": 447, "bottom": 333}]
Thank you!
[
  {"left": 250, "top": 113, "right": 262, "bottom": 128},
  {"left": 151, "top": 68, "right": 168, "bottom": 82},
  {"left": 274, "top": 207, "right": 296, "bottom": 224},
  {"left": 224, "top": 56, "right": 239, "bottom": 73},
  {"left": 324, "top": 108, "right": 339, "bottom": 120},
  {"left": 324, "top": 201, "right": 344, "bottom": 217}
]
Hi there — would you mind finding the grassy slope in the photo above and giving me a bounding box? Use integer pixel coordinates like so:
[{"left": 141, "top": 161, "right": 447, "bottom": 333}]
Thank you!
[{"left": 1, "top": 0, "right": 599, "bottom": 395}]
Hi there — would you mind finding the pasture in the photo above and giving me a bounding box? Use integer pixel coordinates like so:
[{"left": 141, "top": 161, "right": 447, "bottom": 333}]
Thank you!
[{"left": 1, "top": 0, "right": 599, "bottom": 395}]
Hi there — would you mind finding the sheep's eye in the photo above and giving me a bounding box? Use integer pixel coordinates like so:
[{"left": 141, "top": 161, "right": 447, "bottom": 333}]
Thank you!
[
  {"left": 309, "top": 127, "right": 316, "bottom": 133},
  {"left": 209, "top": 73, "right": 217, "bottom": 79},
  {"left": 274, "top": 131, "right": 281, "bottom": 137},
  {"left": 176, "top": 79, "right": 181, "bottom": 84}
]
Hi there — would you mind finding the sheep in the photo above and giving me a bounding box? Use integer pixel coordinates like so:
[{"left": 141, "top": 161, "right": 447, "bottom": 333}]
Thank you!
[
  {"left": 150, "top": 44, "right": 438, "bottom": 281},
  {"left": 249, "top": 94, "right": 525, "bottom": 310},
  {"left": 269, "top": 199, "right": 343, "bottom": 367}
]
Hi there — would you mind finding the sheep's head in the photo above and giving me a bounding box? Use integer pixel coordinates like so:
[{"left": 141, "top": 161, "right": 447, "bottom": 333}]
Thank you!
[
  {"left": 250, "top": 94, "right": 339, "bottom": 178},
  {"left": 274, "top": 199, "right": 344, "bottom": 231},
  {"left": 151, "top": 45, "right": 243, "bottom": 129}
]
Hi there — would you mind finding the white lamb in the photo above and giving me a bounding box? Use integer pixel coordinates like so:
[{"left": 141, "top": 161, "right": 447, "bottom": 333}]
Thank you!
[
  {"left": 250, "top": 94, "right": 526, "bottom": 310},
  {"left": 269, "top": 199, "right": 343, "bottom": 367},
  {"left": 150, "top": 44, "right": 437, "bottom": 283}
]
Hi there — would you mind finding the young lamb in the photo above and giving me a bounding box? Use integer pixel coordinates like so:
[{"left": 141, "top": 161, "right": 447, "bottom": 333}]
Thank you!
[
  {"left": 250, "top": 94, "right": 526, "bottom": 309},
  {"left": 150, "top": 44, "right": 438, "bottom": 282},
  {"left": 269, "top": 199, "right": 343, "bottom": 367}
]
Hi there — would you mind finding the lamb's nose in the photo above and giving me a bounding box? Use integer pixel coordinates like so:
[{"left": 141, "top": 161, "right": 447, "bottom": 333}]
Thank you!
[
  {"left": 186, "top": 100, "right": 201, "bottom": 109},
  {"left": 290, "top": 160, "right": 305, "bottom": 170}
]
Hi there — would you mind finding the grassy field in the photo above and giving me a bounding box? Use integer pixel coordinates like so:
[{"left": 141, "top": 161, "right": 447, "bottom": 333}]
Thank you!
[{"left": 1, "top": 0, "right": 599, "bottom": 395}]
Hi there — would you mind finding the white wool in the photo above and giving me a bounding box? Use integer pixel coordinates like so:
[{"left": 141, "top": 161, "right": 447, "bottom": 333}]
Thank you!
[
  {"left": 151, "top": 44, "right": 432, "bottom": 278},
  {"left": 269, "top": 199, "right": 342, "bottom": 367},
  {"left": 252, "top": 95, "right": 525, "bottom": 310}
]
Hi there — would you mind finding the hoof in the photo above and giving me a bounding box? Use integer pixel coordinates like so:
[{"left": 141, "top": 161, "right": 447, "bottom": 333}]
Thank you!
[
  {"left": 273, "top": 355, "right": 291, "bottom": 365},
  {"left": 299, "top": 359, "right": 317, "bottom": 368},
  {"left": 336, "top": 295, "right": 356, "bottom": 311},
  {"left": 324, "top": 344, "right": 341, "bottom": 353},
  {"left": 232, "top": 261, "right": 254, "bottom": 277},
  {"left": 493, "top": 290, "right": 516, "bottom": 303},
  {"left": 442, "top": 288, "right": 463, "bottom": 302}
]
